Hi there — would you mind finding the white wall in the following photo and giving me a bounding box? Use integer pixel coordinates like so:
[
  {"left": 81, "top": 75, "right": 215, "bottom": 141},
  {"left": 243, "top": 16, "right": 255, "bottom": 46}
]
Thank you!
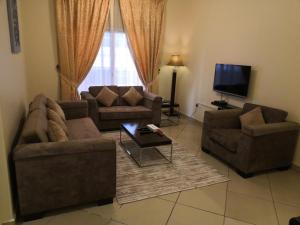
[
  {"left": 160, "top": 0, "right": 300, "bottom": 165},
  {"left": 0, "top": 109, "right": 14, "bottom": 224},
  {"left": 0, "top": 0, "right": 28, "bottom": 223},
  {"left": 21, "top": 0, "right": 59, "bottom": 100}
]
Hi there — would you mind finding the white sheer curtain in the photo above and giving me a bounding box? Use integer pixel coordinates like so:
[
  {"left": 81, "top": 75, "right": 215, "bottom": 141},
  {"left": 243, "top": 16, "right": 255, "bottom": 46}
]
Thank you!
[{"left": 78, "top": 0, "right": 143, "bottom": 93}]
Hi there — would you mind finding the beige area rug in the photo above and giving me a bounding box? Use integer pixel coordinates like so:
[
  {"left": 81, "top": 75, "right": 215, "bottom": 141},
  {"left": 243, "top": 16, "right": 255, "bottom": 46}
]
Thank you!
[{"left": 102, "top": 132, "right": 229, "bottom": 204}]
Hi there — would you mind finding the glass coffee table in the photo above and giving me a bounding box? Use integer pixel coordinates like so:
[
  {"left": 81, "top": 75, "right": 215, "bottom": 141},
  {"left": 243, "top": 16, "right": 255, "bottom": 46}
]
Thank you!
[{"left": 120, "top": 123, "right": 173, "bottom": 167}]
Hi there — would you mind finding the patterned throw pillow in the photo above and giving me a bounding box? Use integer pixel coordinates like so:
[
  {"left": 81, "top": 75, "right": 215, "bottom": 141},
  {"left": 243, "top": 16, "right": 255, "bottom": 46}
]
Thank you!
[
  {"left": 46, "top": 98, "right": 66, "bottom": 121},
  {"left": 122, "top": 87, "right": 143, "bottom": 106},
  {"left": 47, "top": 108, "right": 68, "bottom": 134},
  {"left": 240, "top": 107, "right": 265, "bottom": 128},
  {"left": 47, "top": 120, "right": 68, "bottom": 142},
  {"left": 96, "top": 86, "right": 119, "bottom": 107}
]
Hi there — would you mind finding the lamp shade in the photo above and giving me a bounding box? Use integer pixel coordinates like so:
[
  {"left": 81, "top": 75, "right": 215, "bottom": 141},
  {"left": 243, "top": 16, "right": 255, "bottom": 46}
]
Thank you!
[{"left": 167, "top": 54, "right": 184, "bottom": 67}]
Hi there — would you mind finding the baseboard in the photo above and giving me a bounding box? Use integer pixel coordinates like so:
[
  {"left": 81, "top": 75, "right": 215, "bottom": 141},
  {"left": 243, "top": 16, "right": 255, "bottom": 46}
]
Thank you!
[
  {"left": 2, "top": 219, "right": 15, "bottom": 225},
  {"left": 179, "top": 112, "right": 203, "bottom": 125}
]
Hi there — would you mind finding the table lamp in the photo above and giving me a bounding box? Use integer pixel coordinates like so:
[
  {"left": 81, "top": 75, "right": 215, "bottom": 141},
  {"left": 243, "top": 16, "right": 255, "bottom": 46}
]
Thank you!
[{"left": 166, "top": 54, "right": 184, "bottom": 116}]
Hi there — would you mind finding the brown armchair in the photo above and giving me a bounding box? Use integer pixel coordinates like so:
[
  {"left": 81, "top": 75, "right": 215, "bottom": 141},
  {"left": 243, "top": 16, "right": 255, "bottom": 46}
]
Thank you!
[{"left": 201, "top": 103, "right": 299, "bottom": 177}]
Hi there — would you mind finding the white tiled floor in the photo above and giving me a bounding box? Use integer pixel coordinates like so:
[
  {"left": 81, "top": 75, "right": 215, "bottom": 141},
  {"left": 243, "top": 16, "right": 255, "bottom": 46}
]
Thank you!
[{"left": 22, "top": 117, "right": 300, "bottom": 225}]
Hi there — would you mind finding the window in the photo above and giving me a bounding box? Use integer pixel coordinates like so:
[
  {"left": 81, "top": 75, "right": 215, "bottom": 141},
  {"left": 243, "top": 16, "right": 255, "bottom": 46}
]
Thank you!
[{"left": 78, "top": 31, "right": 143, "bottom": 93}]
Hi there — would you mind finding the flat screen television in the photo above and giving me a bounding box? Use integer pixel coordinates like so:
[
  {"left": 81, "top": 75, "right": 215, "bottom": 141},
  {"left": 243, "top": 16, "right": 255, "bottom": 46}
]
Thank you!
[{"left": 213, "top": 64, "right": 251, "bottom": 98}]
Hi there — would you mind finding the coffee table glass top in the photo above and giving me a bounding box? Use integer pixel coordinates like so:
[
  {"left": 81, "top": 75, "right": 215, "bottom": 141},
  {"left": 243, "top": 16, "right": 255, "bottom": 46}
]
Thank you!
[{"left": 121, "top": 123, "right": 172, "bottom": 148}]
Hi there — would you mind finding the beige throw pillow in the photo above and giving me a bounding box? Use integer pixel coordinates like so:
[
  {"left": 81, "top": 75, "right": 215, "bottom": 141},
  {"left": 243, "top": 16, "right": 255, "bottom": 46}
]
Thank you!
[
  {"left": 47, "top": 120, "right": 68, "bottom": 142},
  {"left": 47, "top": 98, "right": 66, "bottom": 121},
  {"left": 240, "top": 107, "right": 266, "bottom": 128},
  {"left": 47, "top": 108, "right": 68, "bottom": 134},
  {"left": 96, "top": 87, "right": 119, "bottom": 107},
  {"left": 122, "top": 87, "right": 143, "bottom": 106}
]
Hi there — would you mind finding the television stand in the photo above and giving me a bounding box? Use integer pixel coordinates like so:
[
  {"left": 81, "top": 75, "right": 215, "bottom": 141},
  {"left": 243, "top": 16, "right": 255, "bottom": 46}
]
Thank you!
[{"left": 211, "top": 100, "right": 239, "bottom": 110}]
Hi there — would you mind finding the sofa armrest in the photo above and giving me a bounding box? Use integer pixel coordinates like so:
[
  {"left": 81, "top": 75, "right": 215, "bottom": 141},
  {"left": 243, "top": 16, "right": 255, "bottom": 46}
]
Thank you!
[
  {"left": 203, "top": 108, "right": 242, "bottom": 129},
  {"left": 14, "top": 138, "right": 115, "bottom": 160},
  {"left": 143, "top": 91, "right": 162, "bottom": 126},
  {"left": 80, "top": 91, "right": 99, "bottom": 127},
  {"left": 235, "top": 123, "right": 300, "bottom": 173},
  {"left": 80, "top": 91, "right": 95, "bottom": 100},
  {"left": 144, "top": 91, "right": 162, "bottom": 102},
  {"left": 58, "top": 100, "right": 88, "bottom": 120},
  {"left": 242, "top": 122, "right": 299, "bottom": 137}
]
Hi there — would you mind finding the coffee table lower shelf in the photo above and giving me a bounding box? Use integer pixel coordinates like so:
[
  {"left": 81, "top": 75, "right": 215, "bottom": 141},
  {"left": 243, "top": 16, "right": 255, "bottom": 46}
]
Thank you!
[{"left": 119, "top": 129, "right": 173, "bottom": 167}]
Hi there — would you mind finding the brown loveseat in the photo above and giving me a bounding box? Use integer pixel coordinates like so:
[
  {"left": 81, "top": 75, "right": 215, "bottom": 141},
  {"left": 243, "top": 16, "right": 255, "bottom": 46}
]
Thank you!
[
  {"left": 201, "top": 103, "right": 299, "bottom": 177},
  {"left": 81, "top": 86, "right": 162, "bottom": 130},
  {"left": 13, "top": 95, "right": 116, "bottom": 219}
]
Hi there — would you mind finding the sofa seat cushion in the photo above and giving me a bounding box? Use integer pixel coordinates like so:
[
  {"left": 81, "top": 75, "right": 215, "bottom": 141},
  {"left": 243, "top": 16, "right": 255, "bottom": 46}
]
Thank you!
[
  {"left": 98, "top": 106, "right": 152, "bottom": 120},
  {"left": 66, "top": 118, "right": 101, "bottom": 140},
  {"left": 210, "top": 129, "right": 241, "bottom": 153}
]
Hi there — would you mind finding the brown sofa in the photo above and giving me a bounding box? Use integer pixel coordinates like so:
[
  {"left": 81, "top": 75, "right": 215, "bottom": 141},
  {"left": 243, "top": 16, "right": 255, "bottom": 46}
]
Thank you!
[
  {"left": 81, "top": 86, "right": 162, "bottom": 130},
  {"left": 201, "top": 103, "right": 299, "bottom": 177},
  {"left": 13, "top": 95, "right": 116, "bottom": 219}
]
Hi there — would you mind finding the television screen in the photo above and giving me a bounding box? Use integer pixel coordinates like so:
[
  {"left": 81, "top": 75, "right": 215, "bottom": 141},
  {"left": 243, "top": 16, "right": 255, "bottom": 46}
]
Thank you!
[{"left": 213, "top": 64, "right": 251, "bottom": 97}]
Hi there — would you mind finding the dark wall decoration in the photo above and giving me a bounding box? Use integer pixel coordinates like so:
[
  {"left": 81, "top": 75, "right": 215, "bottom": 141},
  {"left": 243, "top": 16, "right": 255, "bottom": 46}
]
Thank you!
[{"left": 6, "top": 0, "right": 21, "bottom": 53}]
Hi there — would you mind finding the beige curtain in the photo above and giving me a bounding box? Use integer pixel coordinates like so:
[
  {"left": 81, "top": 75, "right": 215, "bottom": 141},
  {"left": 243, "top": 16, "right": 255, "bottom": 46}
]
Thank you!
[
  {"left": 119, "top": 0, "right": 166, "bottom": 93},
  {"left": 55, "top": 0, "right": 111, "bottom": 100}
]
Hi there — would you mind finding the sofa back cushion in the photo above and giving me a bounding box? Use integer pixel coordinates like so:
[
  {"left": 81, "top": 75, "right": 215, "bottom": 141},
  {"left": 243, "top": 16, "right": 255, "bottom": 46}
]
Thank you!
[
  {"left": 240, "top": 107, "right": 265, "bottom": 128},
  {"left": 118, "top": 86, "right": 144, "bottom": 106},
  {"left": 47, "top": 120, "right": 68, "bottom": 142},
  {"left": 89, "top": 86, "right": 119, "bottom": 106},
  {"left": 242, "top": 103, "right": 288, "bottom": 123},
  {"left": 46, "top": 98, "right": 66, "bottom": 121},
  {"left": 47, "top": 108, "right": 68, "bottom": 134},
  {"left": 96, "top": 87, "right": 119, "bottom": 107},
  {"left": 21, "top": 108, "right": 49, "bottom": 144},
  {"left": 29, "top": 94, "right": 47, "bottom": 112},
  {"left": 121, "top": 87, "right": 144, "bottom": 106}
]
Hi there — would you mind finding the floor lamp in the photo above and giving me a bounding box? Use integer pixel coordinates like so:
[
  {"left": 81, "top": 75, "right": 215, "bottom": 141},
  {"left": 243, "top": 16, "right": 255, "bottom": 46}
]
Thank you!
[{"left": 166, "top": 54, "right": 184, "bottom": 116}]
